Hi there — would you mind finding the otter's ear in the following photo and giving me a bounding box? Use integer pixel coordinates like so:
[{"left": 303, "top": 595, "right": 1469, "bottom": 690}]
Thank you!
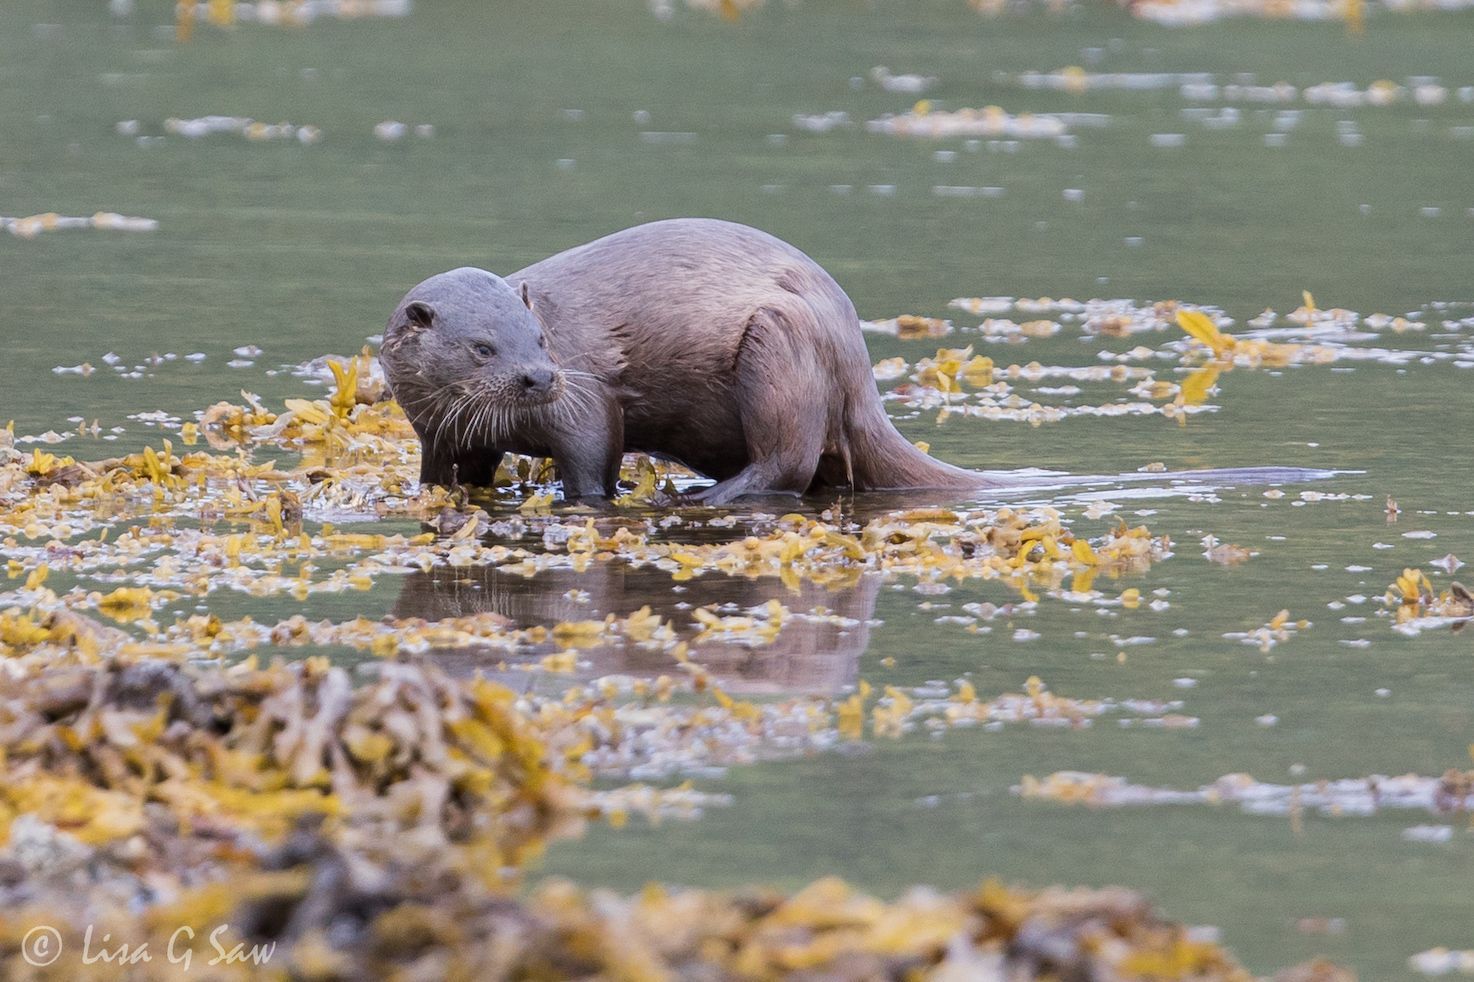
[
  {"left": 403, "top": 301, "right": 436, "bottom": 331},
  {"left": 519, "top": 281, "right": 534, "bottom": 312}
]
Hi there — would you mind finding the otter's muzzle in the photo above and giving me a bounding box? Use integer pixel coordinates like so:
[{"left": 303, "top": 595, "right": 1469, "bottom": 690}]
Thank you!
[{"left": 520, "top": 368, "right": 557, "bottom": 396}]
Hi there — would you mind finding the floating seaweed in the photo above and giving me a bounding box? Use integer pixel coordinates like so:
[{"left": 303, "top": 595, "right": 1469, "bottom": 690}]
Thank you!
[
  {"left": 166, "top": 0, "right": 413, "bottom": 32},
  {"left": 867, "top": 104, "right": 1069, "bottom": 140},
  {"left": 2, "top": 213, "right": 158, "bottom": 239},
  {"left": 1017, "top": 767, "right": 1474, "bottom": 817}
]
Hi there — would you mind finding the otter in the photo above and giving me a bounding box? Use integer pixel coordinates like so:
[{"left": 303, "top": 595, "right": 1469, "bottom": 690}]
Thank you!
[{"left": 381, "top": 219, "right": 1328, "bottom": 503}]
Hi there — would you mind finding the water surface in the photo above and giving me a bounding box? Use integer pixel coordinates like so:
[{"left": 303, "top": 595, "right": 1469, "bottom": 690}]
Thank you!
[{"left": 4, "top": 1, "right": 1474, "bottom": 976}]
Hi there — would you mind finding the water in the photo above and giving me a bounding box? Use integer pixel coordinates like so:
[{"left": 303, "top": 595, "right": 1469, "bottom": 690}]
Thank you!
[{"left": 4, "top": 0, "right": 1474, "bottom": 976}]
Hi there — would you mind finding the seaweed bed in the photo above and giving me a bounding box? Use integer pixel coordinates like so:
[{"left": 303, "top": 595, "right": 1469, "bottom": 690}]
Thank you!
[{"left": 0, "top": 336, "right": 1390, "bottom": 978}]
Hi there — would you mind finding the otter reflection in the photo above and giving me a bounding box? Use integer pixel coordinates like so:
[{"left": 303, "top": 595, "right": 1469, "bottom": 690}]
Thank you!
[{"left": 392, "top": 558, "right": 879, "bottom": 696}]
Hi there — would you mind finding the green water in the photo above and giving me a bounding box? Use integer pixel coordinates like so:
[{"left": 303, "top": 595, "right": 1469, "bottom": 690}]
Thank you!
[{"left": 4, "top": 0, "right": 1474, "bottom": 975}]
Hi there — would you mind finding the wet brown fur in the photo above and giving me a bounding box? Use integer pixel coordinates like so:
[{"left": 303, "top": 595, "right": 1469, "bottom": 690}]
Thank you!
[
  {"left": 382, "top": 219, "right": 1330, "bottom": 503},
  {"left": 383, "top": 218, "right": 988, "bottom": 504}
]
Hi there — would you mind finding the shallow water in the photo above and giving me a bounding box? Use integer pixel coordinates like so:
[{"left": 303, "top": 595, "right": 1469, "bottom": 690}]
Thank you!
[{"left": 4, "top": 0, "right": 1474, "bottom": 976}]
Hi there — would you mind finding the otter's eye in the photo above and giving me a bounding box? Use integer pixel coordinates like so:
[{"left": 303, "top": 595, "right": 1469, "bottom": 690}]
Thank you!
[{"left": 473, "top": 343, "right": 495, "bottom": 359}]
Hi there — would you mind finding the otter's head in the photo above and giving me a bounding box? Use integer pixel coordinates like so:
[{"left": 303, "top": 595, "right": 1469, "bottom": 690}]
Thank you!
[{"left": 382, "top": 267, "right": 566, "bottom": 437}]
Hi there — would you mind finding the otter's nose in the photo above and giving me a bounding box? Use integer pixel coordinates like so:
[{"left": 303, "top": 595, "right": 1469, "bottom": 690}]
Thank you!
[{"left": 521, "top": 368, "right": 555, "bottom": 394}]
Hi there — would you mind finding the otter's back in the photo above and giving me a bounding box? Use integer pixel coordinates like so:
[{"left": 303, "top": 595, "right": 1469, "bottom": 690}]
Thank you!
[{"left": 513, "top": 219, "right": 855, "bottom": 378}]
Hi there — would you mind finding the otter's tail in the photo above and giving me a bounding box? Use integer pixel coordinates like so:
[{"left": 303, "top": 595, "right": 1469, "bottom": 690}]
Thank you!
[
  {"left": 837, "top": 323, "right": 1335, "bottom": 494},
  {"left": 844, "top": 395, "right": 997, "bottom": 492},
  {"left": 849, "top": 405, "right": 1340, "bottom": 496},
  {"left": 827, "top": 298, "right": 1335, "bottom": 495},
  {"left": 975, "top": 465, "right": 1341, "bottom": 493}
]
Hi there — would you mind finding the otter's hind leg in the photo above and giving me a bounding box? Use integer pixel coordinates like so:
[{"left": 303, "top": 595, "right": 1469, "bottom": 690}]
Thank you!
[{"left": 690, "top": 308, "right": 825, "bottom": 505}]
